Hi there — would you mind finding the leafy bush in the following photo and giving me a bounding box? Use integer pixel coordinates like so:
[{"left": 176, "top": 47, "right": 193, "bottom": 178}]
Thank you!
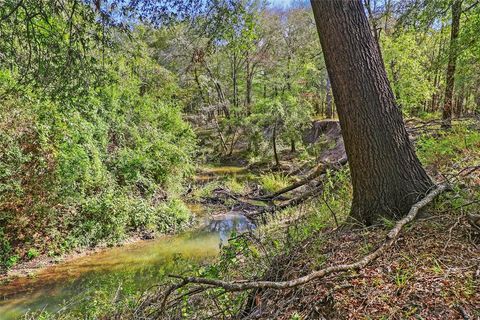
[{"left": 0, "top": 52, "right": 196, "bottom": 260}]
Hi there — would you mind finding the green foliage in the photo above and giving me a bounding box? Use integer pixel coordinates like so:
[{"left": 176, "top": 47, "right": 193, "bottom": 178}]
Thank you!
[
  {"left": 0, "top": 15, "right": 196, "bottom": 262},
  {"left": 394, "top": 268, "right": 413, "bottom": 288},
  {"left": 27, "top": 248, "right": 40, "bottom": 260},
  {"left": 224, "top": 175, "right": 248, "bottom": 194},
  {"left": 246, "top": 95, "right": 313, "bottom": 159},
  {"left": 259, "top": 173, "right": 290, "bottom": 193},
  {"left": 0, "top": 1, "right": 107, "bottom": 101},
  {"left": 0, "top": 228, "right": 14, "bottom": 269},
  {"left": 416, "top": 125, "right": 480, "bottom": 171},
  {"left": 382, "top": 32, "right": 434, "bottom": 115},
  {"left": 290, "top": 312, "right": 303, "bottom": 320},
  {"left": 192, "top": 181, "right": 221, "bottom": 200}
]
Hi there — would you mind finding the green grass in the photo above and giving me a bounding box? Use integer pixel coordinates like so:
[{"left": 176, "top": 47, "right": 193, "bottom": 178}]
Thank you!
[
  {"left": 224, "top": 175, "right": 248, "bottom": 194},
  {"left": 416, "top": 125, "right": 480, "bottom": 171},
  {"left": 258, "top": 173, "right": 290, "bottom": 193}
]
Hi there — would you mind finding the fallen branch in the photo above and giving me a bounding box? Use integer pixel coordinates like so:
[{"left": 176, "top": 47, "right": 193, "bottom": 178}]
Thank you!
[
  {"left": 253, "top": 158, "right": 347, "bottom": 201},
  {"left": 165, "top": 183, "right": 449, "bottom": 295},
  {"left": 244, "top": 184, "right": 325, "bottom": 223}
]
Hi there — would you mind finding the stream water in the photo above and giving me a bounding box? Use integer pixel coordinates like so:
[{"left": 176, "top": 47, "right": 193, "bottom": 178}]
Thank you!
[{"left": 0, "top": 167, "right": 253, "bottom": 319}]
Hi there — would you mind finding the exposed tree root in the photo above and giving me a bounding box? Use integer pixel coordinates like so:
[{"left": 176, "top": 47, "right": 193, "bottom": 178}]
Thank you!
[{"left": 159, "top": 183, "right": 450, "bottom": 313}]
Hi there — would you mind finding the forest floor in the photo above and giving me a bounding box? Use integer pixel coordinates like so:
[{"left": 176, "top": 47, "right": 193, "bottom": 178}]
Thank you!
[
  {"left": 235, "top": 117, "right": 480, "bottom": 319},
  {"left": 159, "top": 116, "right": 479, "bottom": 319},
  {"left": 243, "top": 208, "right": 480, "bottom": 319}
]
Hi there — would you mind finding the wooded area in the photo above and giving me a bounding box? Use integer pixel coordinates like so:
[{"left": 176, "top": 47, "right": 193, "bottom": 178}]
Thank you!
[{"left": 0, "top": 0, "right": 479, "bottom": 319}]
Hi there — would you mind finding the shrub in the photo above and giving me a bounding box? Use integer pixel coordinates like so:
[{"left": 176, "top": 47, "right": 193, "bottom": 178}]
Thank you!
[{"left": 0, "top": 70, "right": 196, "bottom": 259}]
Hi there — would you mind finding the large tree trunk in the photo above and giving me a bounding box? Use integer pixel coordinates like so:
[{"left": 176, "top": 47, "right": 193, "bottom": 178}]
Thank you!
[
  {"left": 310, "top": 0, "right": 433, "bottom": 225},
  {"left": 442, "top": 0, "right": 462, "bottom": 129}
]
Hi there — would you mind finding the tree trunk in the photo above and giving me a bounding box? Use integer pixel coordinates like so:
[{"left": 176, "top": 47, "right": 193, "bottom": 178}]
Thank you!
[
  {"left": 431, "top": 72, "right": 439, "bottom": 112},
  {"left": 311, "top": 0, "right": 433, "bottom": 225},
  {"left": 286, "top": 55, "right": 292, "bottom": 92},
  {"left": 389, "top": 60, "right": 401, "bottom": 101},
  {"left": 442, "top": 0, "right": 462, "bottom": 129},
  {"left": 204, "top": 63, "right": 230, "bottom": 118},
  {"left": 384, "top": 0, "right": 392, "bottom": 34},
  {"left": 245, "top": 58, "right": 253, "bottom": 110},
  {"left": 273, "top": 122, "right": 280, "bottom": 167},
  {"left": 431, "top": 23, "right": 446, "bottom": 112},
  {"left": 232, "top": 52, "right": 239, "bottom": 109},
  {"left": 364, "top": 0, "right": 381, "bottom": 52},
  {"left": 194, "top": 66, "right": 207, "bottom": 104},
  {"left": 454, "top": 85, "right": 464, "bottom": 117},
  {"left": 325, "top": 77, "right": 333, "bottom": 118}
]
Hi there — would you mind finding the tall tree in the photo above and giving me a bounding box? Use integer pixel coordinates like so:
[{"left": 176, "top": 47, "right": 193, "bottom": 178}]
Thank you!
[
  {"left": 310, "top": 0, "right": 433, "bottom": 225},
  {"left": 442, "top": 0, "right": 463, "bottom": 129}
]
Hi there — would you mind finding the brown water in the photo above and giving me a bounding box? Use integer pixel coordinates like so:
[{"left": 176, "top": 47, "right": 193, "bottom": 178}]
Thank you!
[
  {"left": 0, "top": 167, "right": 254, "bottom": 319},
  {"left": 0, "top": 214, "right": 253, "bottom": 319}
]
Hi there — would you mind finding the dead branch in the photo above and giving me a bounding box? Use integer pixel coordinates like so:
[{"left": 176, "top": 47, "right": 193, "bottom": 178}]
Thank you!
[
  {"left": 246, "top": 184, "right": 324, "bottom": 222},
  {"left": 253, "top": 158, "right": 347, "bottom": 201},
  {"left": 163, "top": 183, "right": 449, "bottom": 297}
]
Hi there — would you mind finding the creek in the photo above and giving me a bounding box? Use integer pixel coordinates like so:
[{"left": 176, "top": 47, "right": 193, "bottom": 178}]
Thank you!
[{"left": 0, "top": 166, "right": 253, "bottom": 319}]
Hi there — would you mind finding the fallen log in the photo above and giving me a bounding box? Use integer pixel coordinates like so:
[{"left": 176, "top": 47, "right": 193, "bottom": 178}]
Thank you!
[
  {"left": 254, "top": 158, "right": 347, "bottom": 201},
  {"left": 248, "top": 185, "right": 324, "bottom": 222}
]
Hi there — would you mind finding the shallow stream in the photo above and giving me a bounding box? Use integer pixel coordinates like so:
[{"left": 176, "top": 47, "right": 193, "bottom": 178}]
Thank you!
[{"left": 0, "top": 167, "right": 253, "bottom": 319}]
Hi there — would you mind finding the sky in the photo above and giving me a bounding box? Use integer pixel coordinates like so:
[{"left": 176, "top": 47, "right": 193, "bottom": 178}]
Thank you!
[
  {"left": 268, "top": 0, "right": 311, "bottom": 9},
  {"left": 268, "top": 0, "right": 294, "bottom": 8}
]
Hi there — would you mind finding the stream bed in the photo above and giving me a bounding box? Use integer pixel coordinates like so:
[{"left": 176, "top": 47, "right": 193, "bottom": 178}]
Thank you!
[{"left": 0, "top": 166, "right": 254, "bottom": 319}]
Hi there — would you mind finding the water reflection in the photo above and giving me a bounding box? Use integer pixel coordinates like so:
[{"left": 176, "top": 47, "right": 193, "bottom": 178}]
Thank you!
[
  {"left": 204, "top": 213, "right": 255, "bottom": 242},
  {"left": 0, "top": 213, "right": 254, "bottom": 319}
]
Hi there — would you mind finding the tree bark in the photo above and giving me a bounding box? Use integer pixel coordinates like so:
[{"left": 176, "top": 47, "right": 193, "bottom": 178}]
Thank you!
[
  {"left": 232, "top": 52, "right": 239, "bottom": 109},
  {"left": 310, "top": 0, "right": 433, "bottom": 225},
  {"left": 442, "top": 0, "right": 462, "bottom": 129},
  {"left": 454, "top": 85, "right": 464, "bottom": 117},
  {"left": 430, "top": 23, "right": 446, "bottom": 112},
  {"left": 245, "top": 58, "right": 253, "bottom": 109},
  {"left": 272, "top": 121, "right": 280, "bottom": 167},
  {"left": 325, "top": 76, "right": 333, "bottom": 118}
]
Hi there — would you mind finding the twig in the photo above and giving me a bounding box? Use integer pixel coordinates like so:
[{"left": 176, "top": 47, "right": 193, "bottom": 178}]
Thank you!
[
  {"left": 323, "top": 195, "right": 339, "bottom": 228},
  {"left": 455, "top": 304, "right": 471, "bottom": 320}
]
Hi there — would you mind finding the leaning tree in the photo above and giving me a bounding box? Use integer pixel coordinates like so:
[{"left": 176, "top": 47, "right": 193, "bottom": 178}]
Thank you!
[{"left": 310, "top": 0, "right": 434, "bottom": 225}]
